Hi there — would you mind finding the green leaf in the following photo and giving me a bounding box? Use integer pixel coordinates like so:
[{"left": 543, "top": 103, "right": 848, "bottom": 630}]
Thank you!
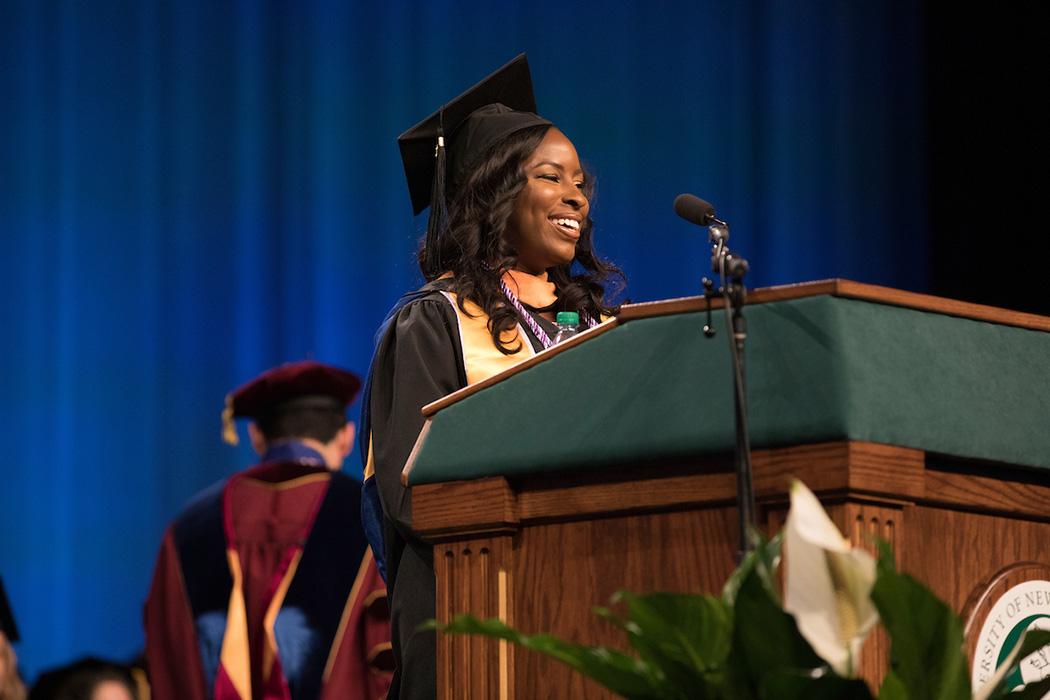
[
  {"left": 429, "top": 614, "right": 679, "bottom": 700},
  {"left": 870, "top": 553, "right": 970, "bottom": 700},
  {"left": 616, "top": 590, "right": 733, "bottom": 697},
  {"left": 592, "top": 600, "right": 628, "bottom": 632},
  {"left": 871, "top": 538, "right": 897, "bottom": 573},
  {"left": 877, "top": 670, "right": 908, "bottom": 700},
  {"left": 1001, "top": 675, "right": 1050, "bottom": 700},
  {"left": 731, "top": 569, "right": 824, "bottom": 671},
  {"left": 977, "top": 628, "right": 1050, "bottom": 700},
  {"left": 723, "top": 529, "right": 783, "bottom": 607},
  {"left": 756, "top": 672, "right": 875, "bottom": 700},
  {"left": 727, "top": 568, "right": 874, "bottom": 700}
]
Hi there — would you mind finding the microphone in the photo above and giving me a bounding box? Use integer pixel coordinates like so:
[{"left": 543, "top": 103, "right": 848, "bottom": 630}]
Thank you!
[{"left": 673, "top": 193, "right": 717, "bottom": 226}]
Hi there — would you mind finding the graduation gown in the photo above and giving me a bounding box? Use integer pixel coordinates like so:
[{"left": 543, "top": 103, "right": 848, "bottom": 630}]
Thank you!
[
  {"left": 360, "top": 278, "right": 556, "bottom": 700},
  {"left": 144, "top": 443, "right": 392, "bottom": 700}
]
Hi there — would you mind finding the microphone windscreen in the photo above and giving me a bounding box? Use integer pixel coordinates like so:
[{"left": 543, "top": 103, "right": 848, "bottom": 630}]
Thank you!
[{"left": 673, "top": 193, "right": 716, "bottom": 226}]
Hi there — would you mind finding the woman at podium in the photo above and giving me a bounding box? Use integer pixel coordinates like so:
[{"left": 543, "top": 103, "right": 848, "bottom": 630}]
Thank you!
[{"left": 358, "top": 54, "right": 623, "bottom": 699}]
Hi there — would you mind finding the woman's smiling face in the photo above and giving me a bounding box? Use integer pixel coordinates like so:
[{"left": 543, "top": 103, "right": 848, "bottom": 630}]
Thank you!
[{"left": 504, "top": 128, "right": 589, "bottom": 275}]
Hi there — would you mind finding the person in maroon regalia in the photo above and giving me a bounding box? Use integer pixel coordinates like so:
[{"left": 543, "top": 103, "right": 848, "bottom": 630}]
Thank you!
[{"left": 144, "top": 361, "right": 391, "bottom": 700}]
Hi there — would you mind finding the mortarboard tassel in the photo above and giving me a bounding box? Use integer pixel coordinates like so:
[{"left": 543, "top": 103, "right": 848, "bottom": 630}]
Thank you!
[{"left": 423, "top": 108, "right": 448, "bottom": 280}]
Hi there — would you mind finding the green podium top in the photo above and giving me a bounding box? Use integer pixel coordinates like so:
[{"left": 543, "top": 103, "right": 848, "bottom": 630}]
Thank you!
[{"left": 405, "top": 283, "right": 1050, "bottom": 486}]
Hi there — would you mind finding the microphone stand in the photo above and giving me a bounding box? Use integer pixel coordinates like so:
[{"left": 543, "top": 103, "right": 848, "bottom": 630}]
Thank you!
[{"left": 703, "top": 220, "right": 755, "bottom": 563}]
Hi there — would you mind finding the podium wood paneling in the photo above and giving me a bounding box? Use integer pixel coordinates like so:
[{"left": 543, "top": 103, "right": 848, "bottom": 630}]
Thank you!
[
  {"left": 413, "top": 442, "right": 916, "bottom": 696},
  {"left": 417, "top": 446, "right": 1050, "bottom": 697}
]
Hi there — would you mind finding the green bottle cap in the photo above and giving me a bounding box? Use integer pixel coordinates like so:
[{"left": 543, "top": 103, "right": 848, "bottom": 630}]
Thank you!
[{"left": 556, "top": 311, "right": 579, "bottom": 326}]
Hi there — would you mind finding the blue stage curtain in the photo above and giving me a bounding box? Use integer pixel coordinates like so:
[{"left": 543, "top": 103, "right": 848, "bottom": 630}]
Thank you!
[{"left": 0, "top": 0, "right": 925, "bottom": 681}]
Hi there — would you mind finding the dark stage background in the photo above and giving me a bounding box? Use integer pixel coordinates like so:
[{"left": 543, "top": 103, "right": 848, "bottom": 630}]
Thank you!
[{"left": 1, "top": 0, "right": 1046, "bottom": 684}]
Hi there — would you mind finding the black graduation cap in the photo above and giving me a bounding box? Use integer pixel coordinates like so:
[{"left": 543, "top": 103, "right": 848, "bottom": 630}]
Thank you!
[
  {"left": 221, "top": 360, "right": 362, "bottom": 445},
  {"left": 1, "top": 574, "right": 18, "bottom": 642},
  {"left": 397, "top": 54, "right": 552, "bottom": 277}
]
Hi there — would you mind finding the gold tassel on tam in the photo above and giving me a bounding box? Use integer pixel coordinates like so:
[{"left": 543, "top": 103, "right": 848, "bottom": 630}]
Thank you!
[{"left": 222, "top": 394, "right": 239, "bottom": 445}]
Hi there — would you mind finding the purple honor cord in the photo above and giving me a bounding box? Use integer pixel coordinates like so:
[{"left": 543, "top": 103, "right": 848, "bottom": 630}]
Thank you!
[{"left": 495, "top": 275, "right": 597, "bottom": 350}]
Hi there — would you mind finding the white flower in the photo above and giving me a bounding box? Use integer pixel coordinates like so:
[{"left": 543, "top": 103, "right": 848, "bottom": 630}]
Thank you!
[{"left": 784, "top": 479, "right": 879, "bottom": 677}]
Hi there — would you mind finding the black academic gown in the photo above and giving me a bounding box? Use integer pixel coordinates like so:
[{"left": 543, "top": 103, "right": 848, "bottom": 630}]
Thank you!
[{"left": 364, "top": 279, "right": 554, "bottom": 700}]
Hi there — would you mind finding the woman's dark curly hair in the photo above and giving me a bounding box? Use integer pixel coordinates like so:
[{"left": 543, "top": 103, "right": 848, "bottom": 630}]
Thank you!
[{"left": 417, "top": 124, "right": 624, "bottom": 354}]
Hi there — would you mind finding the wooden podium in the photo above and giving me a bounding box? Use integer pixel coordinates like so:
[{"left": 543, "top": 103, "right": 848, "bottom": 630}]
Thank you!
[{"left": 404, "top": 280, "right": 1050, "bottom": 698}]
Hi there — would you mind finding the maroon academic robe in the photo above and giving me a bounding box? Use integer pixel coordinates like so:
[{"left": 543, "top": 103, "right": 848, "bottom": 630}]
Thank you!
[{"left": 144, "top": 455, "right": 392, "bottom": 700}]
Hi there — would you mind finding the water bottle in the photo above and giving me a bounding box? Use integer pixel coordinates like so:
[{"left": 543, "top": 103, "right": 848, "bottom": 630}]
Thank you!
[{"left": 552, "top": 311, "right": 580, "bottom": 344}]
